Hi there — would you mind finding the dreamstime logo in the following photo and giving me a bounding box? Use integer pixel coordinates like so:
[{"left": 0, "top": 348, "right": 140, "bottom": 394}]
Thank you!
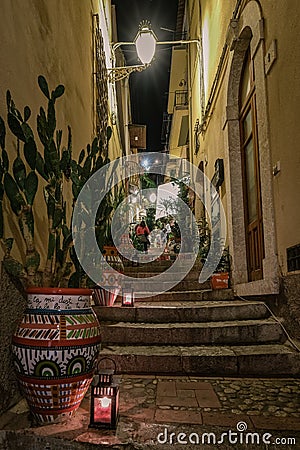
[
  {"left": 71, "top": 152, "right": 227, "bottom": 297},
  {"left": 157, "top": 422, "right": 297, "bottom": 446}
]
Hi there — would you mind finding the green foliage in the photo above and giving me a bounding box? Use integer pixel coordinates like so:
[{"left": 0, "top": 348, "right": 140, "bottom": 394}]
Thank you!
[
  {"left": 197, "top": 215, "right": 230, "bottom": 273},
  {"left": 24, "top": 138, "right": 37, "bottom": 170},
  {"left": 0, "top": 117, "right": 6, "bottom": 150},
  {"left": 4, "top": 173, "right": 26, "bottom": 214},
  {"left": 70, "top": 149, "right": 125, "bottom": 288},
  {"left": 0, "top": 76, "right": 114, "bottom": 288},
  {"left": 212, "top": 246, "right": 230, "bottom": 273},
  {"left": 197, "top": 216, "right": 211, "bottom": 263},
  {"left": 145, "top": 206, "right": 156, "bottom": 231},
  {"left": 140, "top": 173, "right": 156, "bottom": 189},
  {"left": 38, "top": 75, "right": 50, "bottom": 100}
]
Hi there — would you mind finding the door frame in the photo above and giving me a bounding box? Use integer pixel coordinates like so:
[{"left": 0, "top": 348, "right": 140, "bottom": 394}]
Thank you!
[
  {"left": 224, "top": 2, "right": 279, "bottom": 296},
  {"left": 239, "top": 57, "right": 264, "bottom": 281}
]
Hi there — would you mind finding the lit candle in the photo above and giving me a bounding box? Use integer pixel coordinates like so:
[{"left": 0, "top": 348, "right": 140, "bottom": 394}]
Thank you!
[
  {"left": 124, "top": 294, "right": 132, "bottom": 305},
  {"left": 94, "top": 397, "right": 111, "bottom": 423}
]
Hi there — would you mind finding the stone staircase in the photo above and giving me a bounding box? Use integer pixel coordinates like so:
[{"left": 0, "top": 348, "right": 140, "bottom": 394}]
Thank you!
[{"left": 94, "top": 262, "right": 300, "bottom": 377}]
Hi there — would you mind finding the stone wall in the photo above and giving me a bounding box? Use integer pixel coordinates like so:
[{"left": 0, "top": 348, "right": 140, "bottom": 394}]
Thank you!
[
  {"left": 244, "top": 274, "right": 300, "bottom": 342},
  {"left": 0, "top": 269, "right": 26, "bottom": 414},
  {"left": 278, "top": 273, "right": 300, "bottom": 341}
]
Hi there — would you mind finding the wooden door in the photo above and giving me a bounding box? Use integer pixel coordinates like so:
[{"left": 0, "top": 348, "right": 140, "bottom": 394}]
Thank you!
[{"left": 240, "top": 52, "right": 264, "bottom": 281}]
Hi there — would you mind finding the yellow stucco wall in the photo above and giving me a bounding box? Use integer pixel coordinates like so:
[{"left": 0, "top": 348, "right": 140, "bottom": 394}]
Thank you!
[
  {"left": 199, "top": 0, "right": 234, "bottom": 103},
  {"left": 188, "top": 0, "right": 234, "bottom": 243},
  {"left": 188, "top": 0, "right": 300, "bottom": 278},
  {"left": 0, "top": 0, "right": 98, "bottom": 150},
  {"left": 260, "top": 0, "right": 300, "bottom": 273}
]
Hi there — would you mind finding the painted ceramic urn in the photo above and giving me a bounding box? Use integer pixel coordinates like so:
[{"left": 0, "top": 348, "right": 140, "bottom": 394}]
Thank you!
[{"left": 12, "top": 287, "right": 101, "bottom": 424}]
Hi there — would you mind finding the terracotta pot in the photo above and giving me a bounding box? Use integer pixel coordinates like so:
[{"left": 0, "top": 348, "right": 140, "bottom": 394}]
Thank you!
[
  {"left": 12, "top": 287, "right": 101, "bottom": 424},
  {"left": 210, "top": 272, "right": 229, "bottom": 289}
]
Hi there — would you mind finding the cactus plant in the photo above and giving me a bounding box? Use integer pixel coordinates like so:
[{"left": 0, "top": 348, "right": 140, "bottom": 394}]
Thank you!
[
  {"left": 0, "top": 75, "right": 116, "bottom": 288},
  {"left": 68, "top": 127, "right": 121, "bottom": 288}
]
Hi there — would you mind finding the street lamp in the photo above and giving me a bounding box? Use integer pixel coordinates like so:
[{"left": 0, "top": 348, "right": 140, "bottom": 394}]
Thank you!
[
  {"left": 108, "top": 21, "right": 200, "bottom": 82},
  {"left": 135, "top": 21, "right": 157, "bottom": 65},
  {"left": 108, "top": 21, "right": 156, "bottom": 82}
]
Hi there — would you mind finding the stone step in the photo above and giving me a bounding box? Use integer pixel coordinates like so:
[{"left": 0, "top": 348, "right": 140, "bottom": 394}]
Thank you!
[
  {"left": 124, "top": 270, "right": 203, "bottom": 281},
  {"left": 95, "top": 300, "right": 269, "bottom": 323},
  {"left": 100, "top": 318, "right": 283, "bottom": 346},
  {"left": 100, "top": 342, "right": 300, "bottom": 377},
  {"left": 123, "top": 278, "right": 211, "bottom": 292},
  {"left": 124, "top": 260, "right": 202, "bottom": 272},
  {"left": 132, "top": 289, "right": 234, "bottom": 301},
  {"left": 121, "top": 279, "right": 211, "bottom": 292},
  {"left": 171, "top": 279, "right": 212, "bottom": 291},
  {"left": 123, "top": 260, "right": 174, "bottom": 272}
]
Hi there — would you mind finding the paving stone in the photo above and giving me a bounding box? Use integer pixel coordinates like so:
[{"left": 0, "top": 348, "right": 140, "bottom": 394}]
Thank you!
[
  {"left": 274, "top": 411, "right": 288, "bottom": 417},
  {"left": 156, "top": 395, "right": 198, "bottom": 408},
  {"left": 3, "top": 375, "right": 300, "bottom": 448},
  {"left": 176, "top": 389, "right": 196, "bottom": 398},
  {"left": 123, "top": 407, "right": 156, "bottom": 422},
  {"left": 287, "top": 402, "right": 300, "bottom": 408},
  {"left": 268, "top": 406, "right": 279, "bottom": 413},
  {"left": 157, "top": 381, "right": 176, "bottom": 397},
  {"left": 280, "top": 388, "right": 292, "bottom": 393},
  {"left": 154, "top": 409, "right": 202, "bottom": 424},
  {"left": 195, "top": 389, "right": 221, "bottom": 408},
  {"left": 175, "top": 381, "right": 213, "bottom": 390},
  {"left": 238, "top": 404, "right": 249, "bottom": 411},
  {"left": 224, "top": 388, "right": 236, "bottom": 394}
]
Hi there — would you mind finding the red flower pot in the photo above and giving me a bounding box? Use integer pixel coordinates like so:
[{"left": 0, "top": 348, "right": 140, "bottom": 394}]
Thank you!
[{"left": 211, "top": 272, "right": 229, "bottom": 289}]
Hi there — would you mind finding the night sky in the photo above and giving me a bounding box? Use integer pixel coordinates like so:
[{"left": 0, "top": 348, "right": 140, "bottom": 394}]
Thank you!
[{"left": 112, "top": 0, "right": 179, "bottom": 152}]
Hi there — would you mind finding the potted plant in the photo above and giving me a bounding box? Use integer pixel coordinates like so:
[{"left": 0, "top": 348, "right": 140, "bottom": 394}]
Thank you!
[
  {"left": 92, "top": 190, "right": 126, "bottom": 307},
  {"left": 210, "top": 247, "right": 231, "bottom": 290},
  {"left": 0, "top": 76, "right": 114, "bottom": 424},
  {"left": 197, "top": 217, "right": 230, "bottom": 289}
]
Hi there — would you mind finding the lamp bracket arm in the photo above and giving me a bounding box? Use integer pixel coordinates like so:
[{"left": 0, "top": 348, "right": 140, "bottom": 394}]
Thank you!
[
  {"left": 112, "top": 41, "right": 136, "bottom": 52},
  {"left": 156, "top": 39, "right": 200, "bottom": 46},
  {"left": 108, "top": 64, "right": 150, "bottom": 82}
]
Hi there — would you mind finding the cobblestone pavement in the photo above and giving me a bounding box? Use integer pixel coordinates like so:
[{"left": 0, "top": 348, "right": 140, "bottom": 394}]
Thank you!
[
  {"left": 1, "top": 376, "right": 300, "bottom": 449},
  {"left": 119, "top": 375, "right": 300, "bottom": 419}
]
